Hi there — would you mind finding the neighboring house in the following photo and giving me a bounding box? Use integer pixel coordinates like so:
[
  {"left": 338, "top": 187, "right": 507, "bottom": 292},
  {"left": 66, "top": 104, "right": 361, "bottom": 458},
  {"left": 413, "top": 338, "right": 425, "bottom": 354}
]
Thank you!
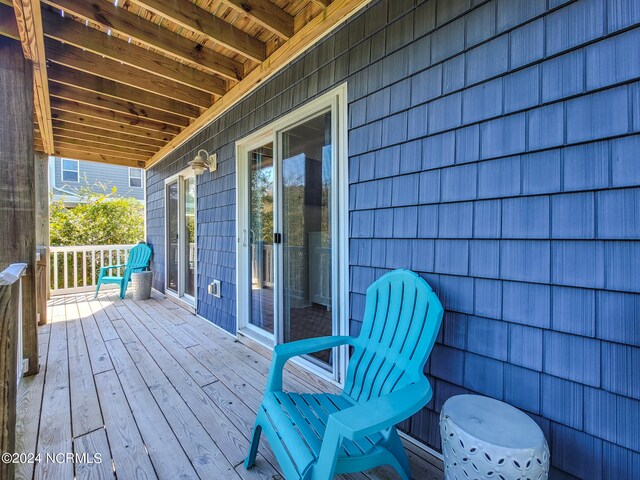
[
  {"left": 145, "top": 1, "right": 640, "bottom": 478},
  {"left": 50, "top": 156, "right": 145, "bottom": 205}
]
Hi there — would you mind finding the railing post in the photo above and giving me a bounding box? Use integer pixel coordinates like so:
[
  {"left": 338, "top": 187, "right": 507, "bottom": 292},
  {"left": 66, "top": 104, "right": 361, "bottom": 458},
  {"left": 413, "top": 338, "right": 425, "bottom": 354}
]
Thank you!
[
  {"left": 36, "top": 247, "right": 47, "bottom": 325},
  {"left": 0, "top": 264, "right": 26, "bottom": 480}
]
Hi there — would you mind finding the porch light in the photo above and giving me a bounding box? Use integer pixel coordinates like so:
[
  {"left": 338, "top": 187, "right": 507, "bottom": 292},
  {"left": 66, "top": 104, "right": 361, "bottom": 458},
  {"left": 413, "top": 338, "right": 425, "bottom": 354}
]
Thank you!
[{"left": 188, "top": 149, "right": 217, "bottom": 175}]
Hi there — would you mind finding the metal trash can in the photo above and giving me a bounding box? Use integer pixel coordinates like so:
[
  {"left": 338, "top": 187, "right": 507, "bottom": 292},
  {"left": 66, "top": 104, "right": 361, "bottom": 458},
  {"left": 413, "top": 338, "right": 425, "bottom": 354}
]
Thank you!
[{"left": 131, "top": 270, "right": 153, "bottom": 300}]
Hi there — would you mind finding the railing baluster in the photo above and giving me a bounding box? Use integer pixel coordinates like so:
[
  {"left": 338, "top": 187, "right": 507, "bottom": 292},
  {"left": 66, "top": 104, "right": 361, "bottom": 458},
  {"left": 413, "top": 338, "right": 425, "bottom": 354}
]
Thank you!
[
  {"left": 73, "top": 251, "right": 78, "bottom": 289},
  {"left": 53, "top": 251, "right": 58, "bottom": 291},
  {"left": 63, "top": 251, "right": 68, "bottom": 290},
  {"left": 82, "top": 251, "right": 86, "bottom": 287},
  {"left": 92, "top": 250, "right": 96, "bottom": 286}
]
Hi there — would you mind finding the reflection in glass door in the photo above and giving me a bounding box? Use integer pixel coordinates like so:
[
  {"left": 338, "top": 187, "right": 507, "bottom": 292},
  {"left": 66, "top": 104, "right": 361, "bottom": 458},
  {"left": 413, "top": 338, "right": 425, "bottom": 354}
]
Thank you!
[
  {"left": 165, "top": 173, "right": 196, "bottom": 305},
  {"left": 281, "top": 111, "right": 334, "bottom": 368},
  {"left": 167, "top": 181, "right": 179, "bottom": 293},
  {"left": 248, "top": 143, "right": 275, "bottom": 335}
]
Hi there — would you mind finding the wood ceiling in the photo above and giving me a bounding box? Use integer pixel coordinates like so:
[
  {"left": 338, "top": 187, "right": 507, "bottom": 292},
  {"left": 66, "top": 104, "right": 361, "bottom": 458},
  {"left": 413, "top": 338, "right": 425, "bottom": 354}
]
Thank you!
[{"left": 2, "top": 0, "right": 372, "bottom": 168}]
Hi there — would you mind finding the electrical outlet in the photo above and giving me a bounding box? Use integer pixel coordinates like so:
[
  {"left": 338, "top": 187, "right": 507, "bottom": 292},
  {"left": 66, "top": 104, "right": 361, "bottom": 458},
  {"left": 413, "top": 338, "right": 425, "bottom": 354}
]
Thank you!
[{"left": 208, "top": 280, "right": 221, "bottom": 298}]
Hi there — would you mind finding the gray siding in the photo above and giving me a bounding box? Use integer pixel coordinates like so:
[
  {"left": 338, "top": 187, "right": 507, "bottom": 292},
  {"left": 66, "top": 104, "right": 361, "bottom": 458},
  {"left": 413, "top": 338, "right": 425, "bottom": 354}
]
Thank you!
[
  {"left": 146, "top": 0, "right": 640, "bottom": 476},
  {"left": 53, "top": 157, "right": 144, "bottom": 200}
]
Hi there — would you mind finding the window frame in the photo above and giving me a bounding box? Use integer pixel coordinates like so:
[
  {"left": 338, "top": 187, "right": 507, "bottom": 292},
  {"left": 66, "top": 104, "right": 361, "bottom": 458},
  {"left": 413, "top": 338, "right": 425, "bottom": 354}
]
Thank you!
[
  {"left": 129, "top": 167, "right": 143, "bottom": 188},
  {"left": 61, "top": 159, "right": 79, "bottom": 183}
]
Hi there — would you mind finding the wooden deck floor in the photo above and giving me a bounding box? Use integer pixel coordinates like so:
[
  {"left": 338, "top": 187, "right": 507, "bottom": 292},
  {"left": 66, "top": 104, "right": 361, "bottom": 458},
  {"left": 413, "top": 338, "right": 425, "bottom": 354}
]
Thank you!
[{"left": 15, "top": 291, "right": 444, "bottom": 480}]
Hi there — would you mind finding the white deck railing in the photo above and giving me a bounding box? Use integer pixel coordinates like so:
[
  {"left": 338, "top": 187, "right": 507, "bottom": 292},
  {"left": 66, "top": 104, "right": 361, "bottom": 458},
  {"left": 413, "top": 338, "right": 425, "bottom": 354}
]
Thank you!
[{"left": 50, "top": 244, "right": 135, "bottom": 295}]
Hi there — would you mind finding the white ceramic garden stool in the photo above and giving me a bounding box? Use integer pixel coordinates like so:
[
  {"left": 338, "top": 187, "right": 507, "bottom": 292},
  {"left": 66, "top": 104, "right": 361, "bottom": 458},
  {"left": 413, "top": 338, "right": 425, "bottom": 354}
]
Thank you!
[{"left": 440, "top": 395, "right": 550, "bottom": 480}]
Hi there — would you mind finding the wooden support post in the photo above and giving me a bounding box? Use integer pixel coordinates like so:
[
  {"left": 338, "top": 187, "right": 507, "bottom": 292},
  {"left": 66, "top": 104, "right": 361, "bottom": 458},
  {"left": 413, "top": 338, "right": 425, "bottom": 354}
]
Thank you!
[
  {"left": 0, "top": 37, "right": 39, "bottom": 376},
  {"left": 35, "top": 151, "right": 50, "bottom": 312}
]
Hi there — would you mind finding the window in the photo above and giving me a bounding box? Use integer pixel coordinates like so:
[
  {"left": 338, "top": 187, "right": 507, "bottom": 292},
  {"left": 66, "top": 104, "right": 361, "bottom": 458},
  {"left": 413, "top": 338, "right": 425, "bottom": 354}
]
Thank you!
[
  {"left": 61, "top": 159, "right": 79, "bottom": 182},
  {"left": 129, "top": 167, "right": 143, "bottom": 188}
]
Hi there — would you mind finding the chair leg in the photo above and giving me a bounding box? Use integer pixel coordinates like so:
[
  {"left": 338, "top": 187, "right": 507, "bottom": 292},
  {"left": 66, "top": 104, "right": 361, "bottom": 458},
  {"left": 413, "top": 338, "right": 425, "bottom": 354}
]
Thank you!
[
  {"left": 386, "top": 432, "right": 412, "bottom": 480},
  {"left": 245, "top": 423, "right": 262, "bottom": 469},
  {"left": 94, "top": 281, "right": 101, "bottom": 299}
]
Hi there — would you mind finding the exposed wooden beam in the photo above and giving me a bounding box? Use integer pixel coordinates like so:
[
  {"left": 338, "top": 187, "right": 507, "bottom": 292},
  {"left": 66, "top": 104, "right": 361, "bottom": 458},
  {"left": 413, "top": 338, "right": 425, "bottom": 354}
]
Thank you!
[
  {"left": 49, "top": 82, "right": 190, "bottom": 128},
  {"left": 48, "top": 65, "right": 201, "bottom": 120},
  {"left": 51, "top": 97, "right": 181, "bottom": 135},
  {"left": 12, "top": 0, "right": 54, "bottom": 153},
  {"left": 43, "top": 0, "right": 244, "bottom": 81},
  {"left": 51, "top": 111, "right": 175, "bottom": 143},
  {"left": 221, "top": 0, "right": 294, "bottom": 39},
  {"left": 310, "top": 0, "right": 331, "bottom": 8},
  {"left": 45, "top": 39, "right": 214, "bottom": 108},
  {"left": 52, "top": 120, "right": 167, "bottom": 148},
  {"left": 147, "top": 0, "right": 373, "bottom": 168},
  {"left": 53, "top": 137, "right": 152, "bottom": 160},
  {"left": 50, "top": 147, "right": 147, "bottom": 168},
  {"left": 0, "top": 2, "right": 20, "bottom": 40},
  {"left": 53, "top": 128, "right": 159, "bottom": 153},
  {"left": 128, "top": 0, "right": 265, "bottom": 62},
  {"left": 41, "top": 8, "right": 227, "bottom": 96}
]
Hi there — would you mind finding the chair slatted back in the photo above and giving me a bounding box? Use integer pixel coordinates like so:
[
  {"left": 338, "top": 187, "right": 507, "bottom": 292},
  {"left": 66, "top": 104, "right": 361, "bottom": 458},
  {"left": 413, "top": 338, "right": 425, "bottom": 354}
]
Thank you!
[
  {"left": 125, "top": 243, "right": 152, "bottom": 272},
  {"left": 344, "top": 269, "right": 444, "bottom": 403}
]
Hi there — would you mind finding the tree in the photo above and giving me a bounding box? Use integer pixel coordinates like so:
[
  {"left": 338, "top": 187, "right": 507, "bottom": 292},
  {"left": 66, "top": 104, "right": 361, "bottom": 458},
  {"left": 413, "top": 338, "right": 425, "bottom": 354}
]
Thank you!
[{"left": 50, "top": 184, "right": 144, "bottom": 246}]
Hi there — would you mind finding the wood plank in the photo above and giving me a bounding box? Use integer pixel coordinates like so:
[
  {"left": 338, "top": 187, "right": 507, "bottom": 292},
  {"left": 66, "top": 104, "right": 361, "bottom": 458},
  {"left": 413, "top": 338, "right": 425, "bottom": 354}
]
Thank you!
[
  {"left": 49, "top": 82, "right": 190, "bottom": 129},
  {"left": 51, "top": 97, "right": 182, "bottom": 135},
  {"left": 15, "top": 326, "right": 49, "bottom": 480},
  {"left": 53, "top": 137, "right": 153, "bottom": 161},
  {"left": 66, "top": 302, "right": 104, "bottom": 437},
  {"left": 79, "top": 304, "right": 114, "bottom": 375},
  {"left": 51, "top": 110, "right": 174, "bottom": 142},
  {"left": 46, "top": 39, "right": 214, "bottom": 108},
  {"left": 94, "top": 370, "right": 157, "bottom": 480},
  {"left": 147, "top": 0, "right": 374, "bottom": 167},
  {"left": 35, "top": 321, "right": 72, "bottom": 480},
  {"left": 12, "top": 0, "right": 55, "bottom": 153},
  {"left": 84, "top": 295, "right": 119, "bottom": 342},
  {"left": 120, "top": 339, "right": 247, "bottom": 478},
  {"left": 103, "top": 338, "right": 201, "bottom": 479},
  {"left": 44, "top": 0, "right": 244, "bottom": 81},
  {"left": 129, "top": 0, "right": 265, "bottom": 62},
  {"left": 42, "top": 8, "right": 228, "bottom": 96},
  {"left": 53, "top": 132, "right": 158, "bottom": 156},
  {"left": 116, "top": 296, "right": 216, "bottom": 386},
  {"left": 222, "top": 0, "right": 294, "bottom": 39},
  {"left": 49, "top": 64, "right": 201, "bottom": 120},
  {"left": 52, "top": 119, "right": 167, "bottom": 148},
  {"left": 73, "top": 428, "right": 115, "bottom": 480},
  {"left": 50, "top": 147, "right": 146, "bottom": 168}
]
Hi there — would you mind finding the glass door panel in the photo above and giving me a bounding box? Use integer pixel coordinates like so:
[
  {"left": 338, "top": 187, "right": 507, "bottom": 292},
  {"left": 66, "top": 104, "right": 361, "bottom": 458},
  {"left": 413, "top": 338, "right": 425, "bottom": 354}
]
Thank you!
[
  {"left": 281, "top": 111, "right": 333, "bottom": 368},
  {"left": 167, "top": 181, "right": 179, "bottom": 293},
  {"left": 248, "top": 143, "right": 275, "bottom": 334},
  {"left": 184, "top": 176, "right": 196, "bottom": 298}
]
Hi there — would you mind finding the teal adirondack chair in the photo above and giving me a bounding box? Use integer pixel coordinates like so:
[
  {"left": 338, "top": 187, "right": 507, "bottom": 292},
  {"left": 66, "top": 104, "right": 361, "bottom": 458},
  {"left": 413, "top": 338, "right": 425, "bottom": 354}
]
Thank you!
[
  {"left": 94, "top": 243, "right": 152, "bottom": 299},
  {"left": 245, "top": 269, "right": 444, "bottom": 480}
]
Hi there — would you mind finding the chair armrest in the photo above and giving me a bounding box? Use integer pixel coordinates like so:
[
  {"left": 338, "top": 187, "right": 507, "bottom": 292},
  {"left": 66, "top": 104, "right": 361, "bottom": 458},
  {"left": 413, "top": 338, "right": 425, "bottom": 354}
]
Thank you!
[
  {"left": 329, "top": 377, "right": 433, "bottom": 440},
  {"left": 99, "top": 264, "right": 125, "bottom": 274},
  {"left": 266, "top": 336, "right": 355, "bottom": 392}
]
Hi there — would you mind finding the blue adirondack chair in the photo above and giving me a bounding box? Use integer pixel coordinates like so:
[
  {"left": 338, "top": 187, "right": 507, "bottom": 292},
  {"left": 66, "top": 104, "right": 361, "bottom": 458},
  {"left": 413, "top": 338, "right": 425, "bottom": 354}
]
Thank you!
[
  {"left": 245, "top": 269, "right": 444, "bottom": 480},
  {"left": 94, "top": 243, "right": 152, "bottom": 299}
]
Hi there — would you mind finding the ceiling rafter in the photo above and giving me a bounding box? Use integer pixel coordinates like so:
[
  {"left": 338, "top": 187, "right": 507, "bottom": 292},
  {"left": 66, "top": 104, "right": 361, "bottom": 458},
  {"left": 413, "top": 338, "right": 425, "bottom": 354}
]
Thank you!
[
  {"left": 50, "top": 146, "right": 147, "bottom": 167},
  {"left": 221, "top": 0, "right": 294, "bottom": 40},
  {"left": 51, "top": 119, "right": 167, "bottom": 148},
  {"left": 42, "top": 0, "right": 245, "bottom": 81},
  {"left": 49, "top": 83, "right": 190, "bottom": 129},
  {"left": 53, "top": 128, "right": 160, "bottom": 153},
  {"left": 48, "top": 65, "right": 202, "bottom": 120},
  {"left": 45, "top": 39, "right": 215, "bottom": 107},
  {"left": 127, "top": 0, "right": 265, "bottom": 62},
  {"left": 41, "top": 8, "right": 228, "bottom": 96}
]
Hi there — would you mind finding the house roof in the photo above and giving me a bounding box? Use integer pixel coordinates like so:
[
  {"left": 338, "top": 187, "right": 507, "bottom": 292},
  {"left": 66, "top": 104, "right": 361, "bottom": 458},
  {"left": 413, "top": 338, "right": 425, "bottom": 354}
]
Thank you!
[{"left": 1, "top": 0, "right": 372, "bottom": 169}]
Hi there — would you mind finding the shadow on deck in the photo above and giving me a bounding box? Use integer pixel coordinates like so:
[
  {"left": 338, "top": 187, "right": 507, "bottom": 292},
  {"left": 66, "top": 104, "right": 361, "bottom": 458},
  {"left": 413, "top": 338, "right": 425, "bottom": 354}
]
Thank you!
[{"left": 15, "top": 291, "right": 444, "bottom": 479}]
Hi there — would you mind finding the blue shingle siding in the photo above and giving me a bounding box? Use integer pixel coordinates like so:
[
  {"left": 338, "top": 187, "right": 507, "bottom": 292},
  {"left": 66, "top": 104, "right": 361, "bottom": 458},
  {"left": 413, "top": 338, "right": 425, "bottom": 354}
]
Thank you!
[{"left": 145, "top": 1, "right": 640, "bottom": 475}]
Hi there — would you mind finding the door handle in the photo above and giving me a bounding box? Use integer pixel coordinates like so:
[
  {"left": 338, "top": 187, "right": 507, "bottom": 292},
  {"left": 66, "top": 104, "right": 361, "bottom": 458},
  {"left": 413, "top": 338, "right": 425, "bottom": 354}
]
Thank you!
[{"left": 273, "top": 233, "right": 282, "bottom": 244}]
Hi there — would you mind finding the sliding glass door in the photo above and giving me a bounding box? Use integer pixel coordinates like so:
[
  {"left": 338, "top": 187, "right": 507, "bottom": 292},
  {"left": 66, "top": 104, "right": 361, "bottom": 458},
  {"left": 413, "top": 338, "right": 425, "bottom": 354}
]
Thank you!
[
  {"left": 166, "top": 172, "right": 196, "bottom": 305},
  {"left": 238, "top": 87, "right": 347, "bottom": 381}
]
